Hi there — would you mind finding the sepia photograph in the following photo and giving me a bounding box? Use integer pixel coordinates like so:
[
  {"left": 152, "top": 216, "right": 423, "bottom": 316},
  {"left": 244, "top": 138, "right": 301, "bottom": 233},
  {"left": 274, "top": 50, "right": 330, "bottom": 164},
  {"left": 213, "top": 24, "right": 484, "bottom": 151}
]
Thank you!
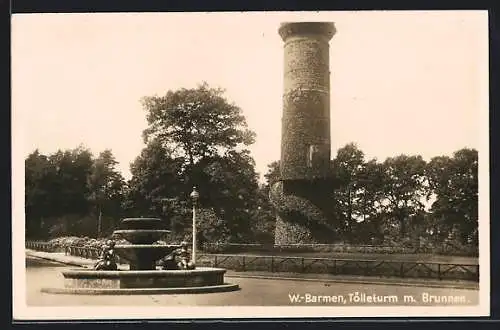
[{"left": 12, "top": 10, "right": 489, "bottom": 320}]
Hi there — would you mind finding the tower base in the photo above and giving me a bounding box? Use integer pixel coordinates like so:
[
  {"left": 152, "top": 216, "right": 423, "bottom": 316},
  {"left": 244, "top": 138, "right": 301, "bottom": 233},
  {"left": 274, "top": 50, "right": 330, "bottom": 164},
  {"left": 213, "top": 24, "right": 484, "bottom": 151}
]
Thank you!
[{"left": 270, "top": 181, "right": 336, "bottom": 244}]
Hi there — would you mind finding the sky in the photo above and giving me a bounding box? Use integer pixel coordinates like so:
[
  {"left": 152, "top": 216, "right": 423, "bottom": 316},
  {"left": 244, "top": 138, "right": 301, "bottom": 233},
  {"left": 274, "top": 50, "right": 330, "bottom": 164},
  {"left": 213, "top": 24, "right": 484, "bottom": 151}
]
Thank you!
[{"left": 11, "top": 11, "right": 488, "bottom": 181}]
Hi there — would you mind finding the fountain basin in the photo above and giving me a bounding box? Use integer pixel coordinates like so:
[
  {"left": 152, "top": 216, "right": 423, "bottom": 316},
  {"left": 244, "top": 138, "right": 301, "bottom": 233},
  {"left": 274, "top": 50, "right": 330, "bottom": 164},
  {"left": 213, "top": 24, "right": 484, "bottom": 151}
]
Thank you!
[
  {"left": 114, "top": 244, "right": 180, "bottom": 270},
  {"left": 120, "top": 218, "right": 164, "bottom": 230},
  {"left": 40, "top": 267, "right": 239, "bottom": 295},
  {"left": 113, "top": 230, "right": 171, "bottom": 245}
]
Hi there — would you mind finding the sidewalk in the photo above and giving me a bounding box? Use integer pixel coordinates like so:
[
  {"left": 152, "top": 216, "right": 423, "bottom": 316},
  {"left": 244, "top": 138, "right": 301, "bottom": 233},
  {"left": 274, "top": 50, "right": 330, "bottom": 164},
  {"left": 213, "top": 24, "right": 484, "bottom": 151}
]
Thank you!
[
  {"left": 26, "top": 249, "right": 129, "bottom": 270},
  {"left": 25, "top": 249, "right": 479, "bottom": 290}
]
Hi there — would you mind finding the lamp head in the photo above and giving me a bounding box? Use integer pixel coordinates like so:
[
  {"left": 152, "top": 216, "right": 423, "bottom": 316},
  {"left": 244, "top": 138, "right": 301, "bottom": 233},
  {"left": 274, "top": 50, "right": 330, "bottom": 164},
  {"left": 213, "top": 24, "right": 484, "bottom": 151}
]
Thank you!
[{"left": 190, "top": 186, "right": 200, "bottom": 201}]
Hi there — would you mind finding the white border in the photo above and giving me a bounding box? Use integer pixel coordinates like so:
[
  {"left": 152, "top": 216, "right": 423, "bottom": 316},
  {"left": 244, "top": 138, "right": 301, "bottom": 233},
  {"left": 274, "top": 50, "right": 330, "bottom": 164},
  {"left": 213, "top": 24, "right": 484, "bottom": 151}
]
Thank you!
[{"left": 12, "top": 10, "right": 490, "bottom": 320}]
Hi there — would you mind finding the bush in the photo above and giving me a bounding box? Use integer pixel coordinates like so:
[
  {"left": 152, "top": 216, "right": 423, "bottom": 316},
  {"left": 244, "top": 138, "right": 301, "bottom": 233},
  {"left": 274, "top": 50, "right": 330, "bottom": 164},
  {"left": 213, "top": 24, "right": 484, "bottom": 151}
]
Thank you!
[
  {"left": 40, "top": 234, "right": 478, "bottom": 257},
  {"left": 47, "top": 235, "right": 128, "bottom": 250}
]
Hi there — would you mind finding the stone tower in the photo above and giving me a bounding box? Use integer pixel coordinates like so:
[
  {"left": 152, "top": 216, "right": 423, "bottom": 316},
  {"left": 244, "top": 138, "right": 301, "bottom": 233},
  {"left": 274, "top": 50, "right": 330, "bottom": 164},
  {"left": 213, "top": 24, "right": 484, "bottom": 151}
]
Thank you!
[{"left": 270, "top": 22, "right": 337, "bottom": 245}]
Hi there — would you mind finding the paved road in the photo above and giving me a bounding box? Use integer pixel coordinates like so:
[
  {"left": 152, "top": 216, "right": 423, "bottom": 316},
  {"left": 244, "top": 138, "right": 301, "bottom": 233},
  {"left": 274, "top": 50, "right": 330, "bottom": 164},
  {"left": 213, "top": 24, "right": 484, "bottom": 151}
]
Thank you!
[{"left": 26, "top": 257, "right": 479, "bottom": 307}]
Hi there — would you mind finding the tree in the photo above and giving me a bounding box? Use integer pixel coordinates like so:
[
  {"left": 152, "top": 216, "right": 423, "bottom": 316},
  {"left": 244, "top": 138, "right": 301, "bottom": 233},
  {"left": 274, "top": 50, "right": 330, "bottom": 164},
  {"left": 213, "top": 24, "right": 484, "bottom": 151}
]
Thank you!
[
  {"left": 141, "top": 82, "right": 255, "bottom": 175},
  {"left": 25, "top": 146, "right": 96, "bottom": 238},
  {"left": 130, "top": 83, "right": 260, "bottom": 242},
  {"left": 380, "top": 155, "right": 428, "bottom": 239},
  {"left": 331, "top": 143, "right": 366, "bottom": 240},
  {"left": 198, "top": 150, "right": 260, "bottom": 242},
  {"left": 25, "top": 150, "right": 52, "bottom": 238},
  {"left": 124, "top": 139, "right": 185, "bottom": 218},
  {"left": 87, "top": 149, "right": 126, "bottom": 236},
  {"left": 426, "top": 148, "right": 478, "bottom": 244},
  {"left": 252, "top": 160, "right": 281, "bottom": 243},
  {"left": 47, "top": 146, "right": 94, "bottom": 216},
  {"left": 248, "top": 185, "right": 276, "bottom": 244},
  {"left": 354, "top": 158, "right": 387, "bottom": 243},
  {"left": 264, "top": 161, "right": 281, "bottom": 187}
]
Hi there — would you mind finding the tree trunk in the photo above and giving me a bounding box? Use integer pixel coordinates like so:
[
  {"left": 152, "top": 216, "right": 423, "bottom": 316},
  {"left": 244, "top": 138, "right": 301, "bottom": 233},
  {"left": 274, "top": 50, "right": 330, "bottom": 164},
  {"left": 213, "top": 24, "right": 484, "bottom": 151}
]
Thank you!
[
  {"left": 347, "top": 186, "right": 352, "bottom": 223},
  {"left": 97, "top": 207, "right": 102, "bottom": 238},
  {"left": 347, "top": 186, "right": 352, "bottom": 239},
  {"left": 400, "top": 212, "right": 406, "bottom": 238}
]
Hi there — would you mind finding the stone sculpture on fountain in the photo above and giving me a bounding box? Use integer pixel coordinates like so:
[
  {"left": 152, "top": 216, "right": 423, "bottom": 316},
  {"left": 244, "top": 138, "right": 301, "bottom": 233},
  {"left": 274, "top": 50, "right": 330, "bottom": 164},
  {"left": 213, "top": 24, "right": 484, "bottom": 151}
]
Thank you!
[
  {"left": 159, "top": 241, "right": 195, "bottom": 270},
  {"left": 94, "top": 239, "right": 118, "bottom": 271}
]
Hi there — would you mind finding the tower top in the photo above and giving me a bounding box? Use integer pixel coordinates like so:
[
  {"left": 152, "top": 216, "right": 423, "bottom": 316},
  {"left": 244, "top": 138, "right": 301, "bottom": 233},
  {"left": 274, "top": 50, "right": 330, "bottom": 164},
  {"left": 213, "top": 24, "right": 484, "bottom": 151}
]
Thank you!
[{"left": 278, "top": 22, "right": 336, "bottom": 41}]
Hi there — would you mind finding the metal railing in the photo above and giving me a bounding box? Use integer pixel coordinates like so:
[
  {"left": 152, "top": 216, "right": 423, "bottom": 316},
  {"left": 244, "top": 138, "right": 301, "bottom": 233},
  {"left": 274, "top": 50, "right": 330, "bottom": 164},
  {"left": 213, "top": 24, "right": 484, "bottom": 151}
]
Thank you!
[
  {"left": 65, "top": 246, "right": 101, "bottom": 260},
  {"left": 196, "top": 254, "right": 479, "bottom": 282},
  {"left": 26, "top": 241, "right": 479, "bottom": 281},
  {"left": 203, "top": 242, "right": 479, "bottom": 256},
  {"left": 26, "top": 241, "right": 123, "bottom": 263},
  {"left": 25, "top": 241, "right": 57, "bottom": 252}
]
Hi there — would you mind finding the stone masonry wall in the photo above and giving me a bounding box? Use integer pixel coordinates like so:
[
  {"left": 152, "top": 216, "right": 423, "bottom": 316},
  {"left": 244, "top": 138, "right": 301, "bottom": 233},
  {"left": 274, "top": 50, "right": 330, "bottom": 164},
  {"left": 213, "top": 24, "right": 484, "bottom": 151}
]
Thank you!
[
  {"left": 272, "top": 22, "right": 336, "bottom": 245},
  {"left": 280, "top": 28, "right": 333, "bottom": 180}
]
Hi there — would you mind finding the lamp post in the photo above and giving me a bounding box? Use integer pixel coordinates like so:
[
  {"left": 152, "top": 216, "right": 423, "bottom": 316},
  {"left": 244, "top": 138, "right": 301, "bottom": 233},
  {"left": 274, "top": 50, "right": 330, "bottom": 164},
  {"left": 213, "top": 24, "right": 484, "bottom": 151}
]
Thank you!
[{"left": 189, "top": 186, "right": 199, "bottom": 265}]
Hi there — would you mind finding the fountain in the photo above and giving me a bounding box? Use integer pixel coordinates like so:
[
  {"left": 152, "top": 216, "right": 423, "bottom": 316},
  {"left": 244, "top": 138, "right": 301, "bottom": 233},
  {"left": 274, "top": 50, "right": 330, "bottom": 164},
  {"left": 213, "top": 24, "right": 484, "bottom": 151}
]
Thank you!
[
  {"left": 41, "top": 206, "right": 239, "bottom": 294},
  {"left": 113, "top": 217, "right": 178, "bottom": 270}
]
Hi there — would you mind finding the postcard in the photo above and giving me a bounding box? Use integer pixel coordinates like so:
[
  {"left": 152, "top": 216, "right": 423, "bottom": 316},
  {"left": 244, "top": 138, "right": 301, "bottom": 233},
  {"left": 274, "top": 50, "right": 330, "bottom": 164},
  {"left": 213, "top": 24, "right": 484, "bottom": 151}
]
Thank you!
[{"left": 12, "top": 10, "right": 489, "bottom": 320}]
